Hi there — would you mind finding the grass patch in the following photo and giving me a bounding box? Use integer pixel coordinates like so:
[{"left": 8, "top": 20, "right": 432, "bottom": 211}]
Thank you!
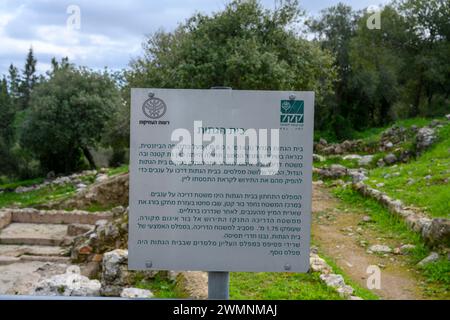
[
  {"left": 353, "top": 117, "right": 432, "bottom": 143},
  {"left": 84, "top": 203, "right": 116, "bottom": 212},
  {"left": 229, "top": 272, "right": 343, "bottom": 300},
  {"left": 107, "top": 165, "right": 129, "bottom": 176},
  {"left": 80, "top": 174, "right": 96, "bottom": 185},
  {"left": 0, "top": 177, "right": 45, "bottom": 191},
  {"left": 332, "top": 186, "right": 449, "bottom": 297},
  {"left": 0, "top": 184, "right": 76, "bottom": 208},
  {"left": 420, "top": 259, "right": 450, "bottom": 284},
  {"left": 366, "top": 124, "right": 450, "bottom": 218},
  {"left": 316, "top": 156, "right": 360, "bottom": 169},
  {"left": 133, "top": 273, "right": 186, "bottom": 299}
]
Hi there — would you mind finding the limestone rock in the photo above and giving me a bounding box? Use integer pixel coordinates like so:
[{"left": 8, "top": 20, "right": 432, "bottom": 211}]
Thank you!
[
  {"left": 67, "top": 224, "right": 94, "bottom": 237},
  {"left": 319, "top": 274, "right": 345, "bottom": 288},
  {"left": 384, "top": 141, "right": 394, "bottom": 149},
  {"left": 416, "top": 127, "right": 436, "bottom": 154},
  {"left": 101, "top": 249, "right": 130, "bottom": 296},
  {"left": 310, "top": 254, "right": 331, "bottom": 274},
  {"left": 343, "top": 154, "right": 362, "bottom": 161},
  {"left": 31, "top": 265, "right": 101, "bottom": 296},
  {"left": 383, "top": 153, "right": 397, "bottom": 165},
  {"left": 394, "top": 244, "right": 416, "bottom": 255},
  {"left": 330, "top": 164, "right": 347, "bottom": 176},
  {"left": 381, "top": 126, "right": 407, "bottom": 145},
  {"left": 120, "top": 288, "right": 154, "bottom": 299},
  {"left": 71, "top": 209, "right": 128, "bottom": 264},
  {"left": 417, "top": 252, "right": 439, "bottom": 267},
  {"left": 368, "top": 245, "right": 392, "bottom": 254},
  {"left": 422, "top": 218, "right": 450, "bottom": 247},
  {"left": 336, "top": 285, "right": 354, "bottom": 298},
  {"left": 95, "top": 174, "right": 109, "bottom": 183},
  {"left": 347, "top": 168, "right": 368, "bottom": 183},
  {"left": 377, "top": 158, "right": 385, "bottom": 167},
  {"left": 358, "top": 155, "right": 374, "bottom": 167},
  {"left": 313, "top": 154, "right": 326, "bottom": 162}
]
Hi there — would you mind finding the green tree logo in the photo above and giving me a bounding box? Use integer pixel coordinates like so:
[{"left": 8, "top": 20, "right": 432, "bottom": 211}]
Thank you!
[{"left": 280, "top": 100, "right": 304, "bottom": 124}]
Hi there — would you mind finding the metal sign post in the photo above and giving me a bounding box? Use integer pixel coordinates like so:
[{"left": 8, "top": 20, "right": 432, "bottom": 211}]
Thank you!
[
  {"left": 208, "top": 271, "right": 230, "bottom": 300},
  {"left": 207, "top": 87, "right": 232, "bottom": 300}
]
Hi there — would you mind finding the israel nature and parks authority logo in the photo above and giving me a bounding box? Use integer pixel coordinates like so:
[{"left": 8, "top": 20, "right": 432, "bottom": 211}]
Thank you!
[
  {"left": 280, "top": 100, "right": 304, "bottom": 124},
  {"left": 142, "top": 93, "right": 167, "bottom": 119}
]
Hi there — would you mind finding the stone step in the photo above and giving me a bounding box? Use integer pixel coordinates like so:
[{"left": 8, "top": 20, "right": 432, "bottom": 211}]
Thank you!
[
  {"left": 0, "top": 223, "right": 70, "bottom": 246},
  {"left": 20, "top": 255, "right": 71, "bottom": 263},
  {"left": 1, "top": 208, "right": 113, "bottom": 225},
  {"left": 0, "top": 254, "right": 70, "bottom": 265},
  {"left": 0, "top": 244, "right": 68, "bottom": 257},
  {"left": 0, "top": 255, "right": 21, "bottom": 266}
]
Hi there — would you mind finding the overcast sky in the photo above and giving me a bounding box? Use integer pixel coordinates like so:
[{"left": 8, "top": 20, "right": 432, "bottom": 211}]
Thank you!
[{"left": 0, "top": 0, "right": 389, "bottom": 76}]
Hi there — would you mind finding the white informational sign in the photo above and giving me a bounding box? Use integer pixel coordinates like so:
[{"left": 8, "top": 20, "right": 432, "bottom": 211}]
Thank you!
[{"left": 129, "top": 89, "right": 314, "bottom": 272}]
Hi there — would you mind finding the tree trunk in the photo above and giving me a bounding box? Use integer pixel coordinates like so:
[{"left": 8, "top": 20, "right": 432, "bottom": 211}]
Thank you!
[
  {"left": 82, "top": 146, "right": 96, "bottom": 170},
  {"left": 411, "top": 74, "right": 423, "bottom": 117}
]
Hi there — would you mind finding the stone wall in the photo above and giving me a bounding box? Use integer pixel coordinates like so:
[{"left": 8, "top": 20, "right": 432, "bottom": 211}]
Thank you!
[{"left": 54, "top": 173, "right": 129, "bottom": 210}]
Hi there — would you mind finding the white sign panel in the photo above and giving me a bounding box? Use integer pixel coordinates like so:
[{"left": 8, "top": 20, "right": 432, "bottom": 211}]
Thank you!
[{"left": 129, "top": 89, "right": 314, "bottom": 272}]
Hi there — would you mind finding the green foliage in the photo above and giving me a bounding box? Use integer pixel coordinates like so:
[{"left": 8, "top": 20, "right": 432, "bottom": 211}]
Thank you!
[
  {"left": 127, "top": 0, "right": 336, "bottom": 116},
  {"left": 420, "top": 258, "right": 450, "bottom": 285},
  {"left": 317, "top": 156, "right": 360, "bottom": 169},
  {"left": 0, "top": 77, "right": 16, "bottom": 176},
  {"left": 123, "top": 266, "right": 351, "bottom": 300},
  {"left": 0, "top": 177, "right": 44, "bottom": 191},
  {"left": 309, "top": 1, "right": 450, "bottom": 138},
  {"left": 352, "top": 117, "right": 431, "bottom": 142},
  {"left": 395, "top": 0, "right": 450, "bottom": 117},
  {"left": 107, "top": 164, "right": 129, "bottom": 177},
  {"left": 134, "top": 273, "right": 186, "bottom": 299},
  {"left": 229, "top": 272, "right": 343, "bottom": 300},
  {"left": 7, "top": 64, "right": 21, "bottom": 102},
  {"left": 366, "top": 124, "right": 450, "bottom": 218},
  {"left": 20, "top": 61, "right": 122, "bottom": 174},
  {"left": 349, "top": 6, "right": 408, "bottom": 126},
  {"left": 0, "top": 184, "right": 76, "bottom": 208}
]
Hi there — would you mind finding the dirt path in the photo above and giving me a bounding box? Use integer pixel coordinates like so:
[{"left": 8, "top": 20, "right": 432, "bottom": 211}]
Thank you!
[{"left": 311, "top": 182, "right": 426, "bottom": 300}]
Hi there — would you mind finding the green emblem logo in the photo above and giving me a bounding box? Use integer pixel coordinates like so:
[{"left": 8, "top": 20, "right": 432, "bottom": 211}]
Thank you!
[{"left": 280, "top": 100, "right": 304, "bottom": 124}]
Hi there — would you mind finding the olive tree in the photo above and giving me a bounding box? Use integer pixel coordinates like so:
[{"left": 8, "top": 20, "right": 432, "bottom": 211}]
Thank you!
[{"left": 20, "top": 62, "right": 122, "bottom": 174}]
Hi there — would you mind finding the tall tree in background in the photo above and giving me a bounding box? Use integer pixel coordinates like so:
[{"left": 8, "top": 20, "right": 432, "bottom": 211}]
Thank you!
[
  {"left": 307, "top": 3, "right": 360, "bottom": 137},
  {"left": 396, "top": 0, "right": 450, "bottom": 117},
  {"left": 19, "top": 48, "right": 38, "bottom": 110},
  {"left": 0, "top": 77, "right": 16, "bottom": 175},
  {"left": 349, "top": 5, "right": 409, "bottom": 126},
  {"left": 7, "top": 64, "right": 20, "bottom": 105}
]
